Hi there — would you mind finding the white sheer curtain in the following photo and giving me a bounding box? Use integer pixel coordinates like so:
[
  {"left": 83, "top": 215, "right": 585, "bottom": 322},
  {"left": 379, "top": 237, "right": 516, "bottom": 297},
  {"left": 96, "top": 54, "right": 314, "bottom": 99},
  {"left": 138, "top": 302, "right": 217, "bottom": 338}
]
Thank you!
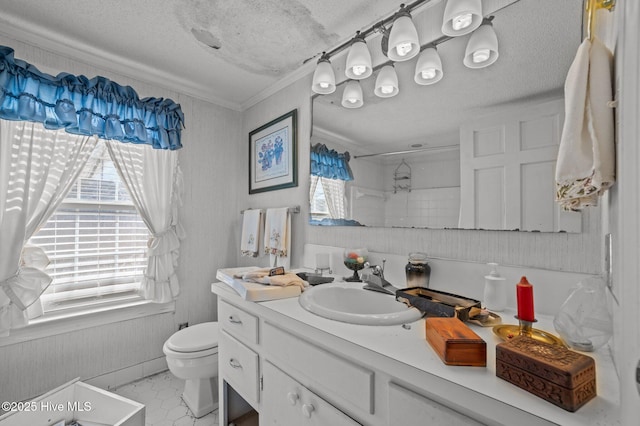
[
  {"left": 106, "top": 141, "right": 183, "bottom": 303},
  {"left": 309, "top": 175, "right": 320, "bottom": 204},
  {"left": 320, "top": 177, "right": 347, "bottom": 219},
  {"left": 0, "top": 120, "right": 98, "bottom": 336}
]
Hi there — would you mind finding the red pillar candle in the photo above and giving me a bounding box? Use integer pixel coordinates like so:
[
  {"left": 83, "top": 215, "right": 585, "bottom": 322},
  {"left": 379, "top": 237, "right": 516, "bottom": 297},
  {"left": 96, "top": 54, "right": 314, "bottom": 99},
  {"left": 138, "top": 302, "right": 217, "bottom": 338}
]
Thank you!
[{"left": 516, "top": 276, "right": 535, "bottom": 322}]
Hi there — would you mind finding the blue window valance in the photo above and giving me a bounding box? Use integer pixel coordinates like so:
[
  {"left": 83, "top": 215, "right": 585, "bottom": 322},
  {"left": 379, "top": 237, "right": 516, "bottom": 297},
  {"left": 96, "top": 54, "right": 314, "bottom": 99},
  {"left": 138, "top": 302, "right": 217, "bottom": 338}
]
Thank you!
[
  {"left": 310, "top": 143, "right": 354, "bottom": 181},
  {"left": 0, "top": 46, "right": 184, "bottom": 150}
]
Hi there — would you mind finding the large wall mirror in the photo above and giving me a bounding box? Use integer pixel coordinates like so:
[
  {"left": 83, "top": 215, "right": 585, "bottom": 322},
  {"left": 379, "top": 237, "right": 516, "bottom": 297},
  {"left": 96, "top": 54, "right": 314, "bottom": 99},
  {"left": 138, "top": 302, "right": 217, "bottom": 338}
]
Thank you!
[{"left": 310, "top": 0, "right": 585, "bottom": 232}]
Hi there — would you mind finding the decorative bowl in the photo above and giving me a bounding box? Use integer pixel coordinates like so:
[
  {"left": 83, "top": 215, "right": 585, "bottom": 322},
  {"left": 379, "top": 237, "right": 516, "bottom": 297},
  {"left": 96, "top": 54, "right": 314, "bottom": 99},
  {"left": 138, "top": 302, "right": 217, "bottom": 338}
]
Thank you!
[{"left": 343, "top": 248, "right": 368, "bottom": 282}]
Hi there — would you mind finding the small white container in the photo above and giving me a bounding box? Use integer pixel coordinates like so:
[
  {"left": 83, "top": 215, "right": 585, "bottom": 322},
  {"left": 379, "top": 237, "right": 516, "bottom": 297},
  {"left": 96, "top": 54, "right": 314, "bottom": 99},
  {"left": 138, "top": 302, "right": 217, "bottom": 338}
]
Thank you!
[
  {"left": 483, "top": 262, "right": 506, "bottom": 311},
  {"left": 0, "top": 378, "right": 144, "bottom": 426}
]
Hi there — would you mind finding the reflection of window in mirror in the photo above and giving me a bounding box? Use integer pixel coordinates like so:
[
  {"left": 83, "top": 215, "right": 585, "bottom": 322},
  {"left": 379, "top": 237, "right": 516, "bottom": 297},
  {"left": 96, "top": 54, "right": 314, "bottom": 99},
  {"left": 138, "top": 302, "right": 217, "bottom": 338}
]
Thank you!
[
  {"left": 310, "top": 176, "right": 330, "bottom": 220},
  {"left": 310, "top": 143, "right": 356, "bottom": 225},
  {"left": 310, "top": 176, "right": 347, "bottom": 221}
]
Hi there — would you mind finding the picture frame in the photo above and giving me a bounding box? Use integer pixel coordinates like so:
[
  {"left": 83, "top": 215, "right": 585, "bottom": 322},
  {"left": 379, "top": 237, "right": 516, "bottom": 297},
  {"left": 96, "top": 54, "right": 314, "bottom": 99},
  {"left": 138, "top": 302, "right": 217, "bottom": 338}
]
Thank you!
[{"left": 249, "top": 109, "right": 298, "bottom": 194}]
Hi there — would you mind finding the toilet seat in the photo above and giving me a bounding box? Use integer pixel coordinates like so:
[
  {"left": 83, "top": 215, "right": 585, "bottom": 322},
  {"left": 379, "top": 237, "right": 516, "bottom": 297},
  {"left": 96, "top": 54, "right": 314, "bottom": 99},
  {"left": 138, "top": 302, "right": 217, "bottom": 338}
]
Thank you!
[{"left": 165, "top": 322, "right": 219, "bottom": 353}]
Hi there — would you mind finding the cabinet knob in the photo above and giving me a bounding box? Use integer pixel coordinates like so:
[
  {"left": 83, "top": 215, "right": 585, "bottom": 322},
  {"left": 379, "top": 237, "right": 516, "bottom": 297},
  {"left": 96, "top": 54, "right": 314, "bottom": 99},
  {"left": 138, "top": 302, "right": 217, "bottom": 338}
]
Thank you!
[
  {"left": 228, "top": 315, "right": 242, "bottom": 324},
  {"left": 287, "top": 392, "right": 298, "bottom": 405},
  {"left": 228, "top": 358, "right": 242, "bottom": 369},
  {"left": 301, "top": 403, "right": 315, "bottom": 418}
]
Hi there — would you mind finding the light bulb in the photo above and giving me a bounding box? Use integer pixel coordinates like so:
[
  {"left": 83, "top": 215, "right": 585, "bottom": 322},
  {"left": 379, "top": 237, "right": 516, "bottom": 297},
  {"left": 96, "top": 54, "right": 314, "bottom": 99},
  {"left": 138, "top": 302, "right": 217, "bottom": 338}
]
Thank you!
[
  {"left": 351, "top": 65, "right": 367, "bottom": 76},
  {"left": 319, "top": 82, "right": 329, "bottom": 89},
  {"left": 347, "top": 97, "right": 358, "bottom": 104},
  {"left": 473, "top": 48, "right": 491, "bottom": 63},
  {"left": 421, "top": 68, "right": 437, "bottom": 80},
  {"left": 452, "top": 13, "right": 473, "bottom": 31},
  {"left": 380, "top": 85, "right": 394, "bottom": 95},
  {"left": 395, "top": 42, "right": 413, "bottom": 57}
]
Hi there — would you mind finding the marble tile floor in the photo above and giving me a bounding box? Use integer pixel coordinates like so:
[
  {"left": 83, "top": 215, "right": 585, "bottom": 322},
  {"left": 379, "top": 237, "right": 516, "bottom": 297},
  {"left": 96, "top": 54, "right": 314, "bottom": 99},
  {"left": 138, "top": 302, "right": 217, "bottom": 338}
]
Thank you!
[{"left": 113, "top": 370, "right": 218, "bottom": 426}]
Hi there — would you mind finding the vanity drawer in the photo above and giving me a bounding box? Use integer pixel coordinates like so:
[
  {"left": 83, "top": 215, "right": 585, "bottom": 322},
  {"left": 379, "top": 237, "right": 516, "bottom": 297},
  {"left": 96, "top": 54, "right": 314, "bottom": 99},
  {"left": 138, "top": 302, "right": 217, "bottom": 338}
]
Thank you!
[
  {"left": 262, "top": 361, "right": 361, "bottom": 426},
  {"left": 219, "top": 299, "right": 259, "bottom": 344},
  {"left": 219, "top": 330, "right": 260, "bottom": 406},
  {"left": 388, "top": 382, "right": 483, "bottom": 425},
  {"left": 263, "top": 322, "right": 374, "bottom": 414}
]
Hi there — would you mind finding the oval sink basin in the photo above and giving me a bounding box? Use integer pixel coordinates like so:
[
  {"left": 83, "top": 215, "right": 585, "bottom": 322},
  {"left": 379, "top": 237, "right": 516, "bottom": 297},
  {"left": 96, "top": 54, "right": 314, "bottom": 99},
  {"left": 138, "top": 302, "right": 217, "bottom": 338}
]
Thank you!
[{"left": 299, "top": 283, "right": 423, "bottom": 326}]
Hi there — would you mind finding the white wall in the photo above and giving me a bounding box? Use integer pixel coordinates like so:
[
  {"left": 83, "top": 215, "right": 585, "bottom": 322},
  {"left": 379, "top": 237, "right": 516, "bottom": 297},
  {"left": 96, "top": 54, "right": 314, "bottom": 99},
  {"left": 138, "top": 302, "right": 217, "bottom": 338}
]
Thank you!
[
  {"left": 0, "top": 36, "right": 244, "bottom": 403},
  {"left": 236, "top": 77, "right": 313, "bottom": 269}
]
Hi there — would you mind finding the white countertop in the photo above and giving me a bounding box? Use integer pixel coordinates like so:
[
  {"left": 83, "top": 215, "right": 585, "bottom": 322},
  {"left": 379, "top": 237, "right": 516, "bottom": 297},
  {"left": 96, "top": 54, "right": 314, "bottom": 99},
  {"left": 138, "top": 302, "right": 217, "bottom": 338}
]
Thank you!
[{"left": 212, "top": 280, "right": 620, "bottom": 426}]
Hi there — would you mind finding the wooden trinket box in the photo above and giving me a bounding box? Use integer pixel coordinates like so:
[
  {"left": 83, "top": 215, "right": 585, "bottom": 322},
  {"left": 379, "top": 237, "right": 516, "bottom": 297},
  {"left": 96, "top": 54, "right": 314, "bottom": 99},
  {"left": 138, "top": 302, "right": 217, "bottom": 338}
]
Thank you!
[
  {"left": 496, "top": 336, "right": 596, "bottom": 412},
  {"left": 425, "top": 317, "right": 486, "bottom": 366}
]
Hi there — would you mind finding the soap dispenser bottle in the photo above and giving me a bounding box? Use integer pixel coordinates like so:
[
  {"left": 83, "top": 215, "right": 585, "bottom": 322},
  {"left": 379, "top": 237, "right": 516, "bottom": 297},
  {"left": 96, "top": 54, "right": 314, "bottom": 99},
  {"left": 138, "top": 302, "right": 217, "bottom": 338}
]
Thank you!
[{"left": 483, "top": 263, "right": 506, "bottom": 312}]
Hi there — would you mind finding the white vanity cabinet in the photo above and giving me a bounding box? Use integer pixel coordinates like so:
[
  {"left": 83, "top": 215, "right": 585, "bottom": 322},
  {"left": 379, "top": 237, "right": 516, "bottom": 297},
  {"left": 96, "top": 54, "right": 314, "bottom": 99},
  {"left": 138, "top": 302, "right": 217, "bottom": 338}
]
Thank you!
[
  {"left": 213, "top": 281, "right": 618, "bottom": 426},
  {"left": 261, "top": 361, "right": 361, "bottom": 426},
  {"left": 215, "top": 286, "right": 485, "bottom": 426}
]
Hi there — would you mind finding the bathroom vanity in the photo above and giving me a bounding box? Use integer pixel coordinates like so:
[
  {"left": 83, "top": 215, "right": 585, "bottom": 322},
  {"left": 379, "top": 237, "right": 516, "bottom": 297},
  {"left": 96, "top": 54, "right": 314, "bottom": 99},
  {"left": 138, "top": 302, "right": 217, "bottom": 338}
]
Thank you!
[{"left": 211, "top": 279, "right": 620, "bottom": 426}]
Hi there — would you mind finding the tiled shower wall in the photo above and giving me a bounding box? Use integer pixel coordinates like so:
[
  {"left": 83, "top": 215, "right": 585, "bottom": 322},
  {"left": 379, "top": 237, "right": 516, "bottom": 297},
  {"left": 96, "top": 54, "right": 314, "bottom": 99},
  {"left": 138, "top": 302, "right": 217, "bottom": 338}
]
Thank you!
[{"left": 384, "top": 187, "right": 460, "bottom": 229}]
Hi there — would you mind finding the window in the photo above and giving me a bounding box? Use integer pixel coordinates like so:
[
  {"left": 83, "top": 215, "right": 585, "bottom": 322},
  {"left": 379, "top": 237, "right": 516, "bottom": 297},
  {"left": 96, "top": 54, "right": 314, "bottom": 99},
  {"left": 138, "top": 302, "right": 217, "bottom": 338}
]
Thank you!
[{"left": 29, "top": 143, "right": 149, "bottom": 313}]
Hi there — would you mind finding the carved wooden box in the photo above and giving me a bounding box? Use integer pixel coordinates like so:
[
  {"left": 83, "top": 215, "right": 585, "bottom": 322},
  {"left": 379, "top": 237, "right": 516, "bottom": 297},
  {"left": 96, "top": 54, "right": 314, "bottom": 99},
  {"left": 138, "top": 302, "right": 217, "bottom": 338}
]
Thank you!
[
  {"left": 425, "top": 317, "right": 486, "bottom": 366},
  {"left": 496, "top": 336, "right": 596, "bottom": 412}
]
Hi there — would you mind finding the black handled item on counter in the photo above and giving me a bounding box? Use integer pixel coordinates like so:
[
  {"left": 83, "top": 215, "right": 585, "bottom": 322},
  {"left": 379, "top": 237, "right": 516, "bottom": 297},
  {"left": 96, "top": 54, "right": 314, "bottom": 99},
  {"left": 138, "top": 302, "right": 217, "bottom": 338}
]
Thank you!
[
  {"left": 396, "top": 287, "right": 482, "bottom": 322},
  {"left": 296, "top": 272, "right": 335, "bottom": 286}
]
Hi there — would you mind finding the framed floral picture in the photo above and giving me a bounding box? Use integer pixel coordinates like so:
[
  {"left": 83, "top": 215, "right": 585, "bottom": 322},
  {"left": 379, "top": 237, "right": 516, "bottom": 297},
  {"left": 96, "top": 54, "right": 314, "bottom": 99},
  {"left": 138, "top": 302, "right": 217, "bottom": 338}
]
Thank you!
[{"left": 249, "top": 109, "right": 298, "bottom": 194}]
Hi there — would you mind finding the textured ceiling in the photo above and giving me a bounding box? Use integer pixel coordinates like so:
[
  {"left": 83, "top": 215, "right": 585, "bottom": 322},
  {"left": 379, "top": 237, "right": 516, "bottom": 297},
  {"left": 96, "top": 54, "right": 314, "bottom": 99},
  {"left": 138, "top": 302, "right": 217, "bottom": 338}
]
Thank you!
[{"left": 0, "top": 0, "right": 411, "bottom": 109}]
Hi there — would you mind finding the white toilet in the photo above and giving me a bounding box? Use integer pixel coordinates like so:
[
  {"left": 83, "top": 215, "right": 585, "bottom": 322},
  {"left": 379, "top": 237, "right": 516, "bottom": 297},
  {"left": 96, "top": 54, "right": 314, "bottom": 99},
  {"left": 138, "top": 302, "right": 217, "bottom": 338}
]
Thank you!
[{"left": 163, "top": 321, "right": 219, "bottom": 418}]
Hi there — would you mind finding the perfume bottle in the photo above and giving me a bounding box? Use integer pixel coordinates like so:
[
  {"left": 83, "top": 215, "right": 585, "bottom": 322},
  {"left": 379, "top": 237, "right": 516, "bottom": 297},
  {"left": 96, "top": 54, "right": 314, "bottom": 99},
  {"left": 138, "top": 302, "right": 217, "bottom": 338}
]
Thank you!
[{"left": 483, "top": 263, "right": 506, "bottom": 312}]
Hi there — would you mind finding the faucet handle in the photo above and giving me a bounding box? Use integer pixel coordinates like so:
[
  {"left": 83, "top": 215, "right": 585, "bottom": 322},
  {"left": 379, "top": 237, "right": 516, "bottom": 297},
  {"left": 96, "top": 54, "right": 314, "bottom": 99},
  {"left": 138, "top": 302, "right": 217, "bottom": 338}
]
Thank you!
[{"left": 364, "top": 262, "right": 383, "bottom": 276}]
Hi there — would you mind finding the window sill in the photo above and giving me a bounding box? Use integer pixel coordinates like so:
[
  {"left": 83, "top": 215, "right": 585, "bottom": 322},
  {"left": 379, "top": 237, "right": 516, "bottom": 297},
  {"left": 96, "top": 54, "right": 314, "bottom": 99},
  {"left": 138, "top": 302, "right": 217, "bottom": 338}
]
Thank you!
[{"left": 0, "top": 298, "right": 175, "bottom": 348}]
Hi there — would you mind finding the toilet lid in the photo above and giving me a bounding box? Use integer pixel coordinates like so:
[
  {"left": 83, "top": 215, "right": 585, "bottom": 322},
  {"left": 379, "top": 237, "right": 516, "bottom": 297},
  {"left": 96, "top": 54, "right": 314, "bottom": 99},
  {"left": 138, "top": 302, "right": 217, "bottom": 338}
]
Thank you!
[{"left": 166, "top": 322, "right": 219, "bottom": 353}]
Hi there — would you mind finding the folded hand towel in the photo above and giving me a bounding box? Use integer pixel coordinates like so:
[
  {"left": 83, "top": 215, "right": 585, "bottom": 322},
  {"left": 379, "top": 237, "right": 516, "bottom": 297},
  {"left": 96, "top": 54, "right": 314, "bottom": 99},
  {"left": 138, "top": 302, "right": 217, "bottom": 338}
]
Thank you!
[
  {"left": 237, "top": 268, "right": 308, "bottom": 291},
  {"left": 240, "top": 209, "right": 262, "bottom": 257},
  {"left": 264, "top": 207, "right": 290, "bottom": 261},
  {"left": 555, "top": 37, "right": 615, "bottom": 211}
]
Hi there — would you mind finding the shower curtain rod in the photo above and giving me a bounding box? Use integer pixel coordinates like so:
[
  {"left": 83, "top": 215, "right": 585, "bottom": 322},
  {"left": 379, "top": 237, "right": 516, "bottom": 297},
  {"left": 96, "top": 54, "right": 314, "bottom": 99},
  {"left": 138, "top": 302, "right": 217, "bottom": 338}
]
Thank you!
[{"left": 353, "top": 145, "right": 458, "bottom": 159}]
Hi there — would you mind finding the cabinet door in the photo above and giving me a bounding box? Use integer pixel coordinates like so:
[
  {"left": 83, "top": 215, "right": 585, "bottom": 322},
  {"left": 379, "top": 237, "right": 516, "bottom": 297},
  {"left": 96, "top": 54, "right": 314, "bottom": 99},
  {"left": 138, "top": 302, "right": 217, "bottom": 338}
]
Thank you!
[
  {"left": 388, "top": 383, "right": 483, "bottom": 426},
  {"left": 261, "top": 361, "right": 361, "bottom": 426}
]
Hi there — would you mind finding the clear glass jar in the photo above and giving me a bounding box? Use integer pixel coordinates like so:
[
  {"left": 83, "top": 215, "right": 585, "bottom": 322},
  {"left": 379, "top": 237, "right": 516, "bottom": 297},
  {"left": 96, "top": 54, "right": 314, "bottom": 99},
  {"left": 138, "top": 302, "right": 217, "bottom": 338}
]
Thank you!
[
  {"left": 405, "top": 252, "right": 430, "bottom": 288},
  {"left": 553, "top": 277, "right": 613, "bottom": 352}
]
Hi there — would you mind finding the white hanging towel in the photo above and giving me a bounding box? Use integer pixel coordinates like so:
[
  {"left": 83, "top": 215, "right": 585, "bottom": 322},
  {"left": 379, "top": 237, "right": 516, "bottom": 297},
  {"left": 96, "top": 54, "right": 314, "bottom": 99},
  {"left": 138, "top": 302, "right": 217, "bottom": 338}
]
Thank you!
[
  {"left": 264, "top": 207, "right": 290, "bottom": 269},
  {"left": 240, "top": 209, "right": 262, "bottom": 257},
  {"left": 555, "top": 37, "right": 615, "bottom": 211}
]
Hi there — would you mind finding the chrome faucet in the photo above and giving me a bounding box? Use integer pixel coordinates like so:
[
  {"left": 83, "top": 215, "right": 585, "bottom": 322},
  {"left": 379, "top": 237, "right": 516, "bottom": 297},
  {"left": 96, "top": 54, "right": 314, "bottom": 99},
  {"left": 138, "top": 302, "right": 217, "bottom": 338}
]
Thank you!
[{"left": 362, "top": 259, "right": 396, "bottom": 295}]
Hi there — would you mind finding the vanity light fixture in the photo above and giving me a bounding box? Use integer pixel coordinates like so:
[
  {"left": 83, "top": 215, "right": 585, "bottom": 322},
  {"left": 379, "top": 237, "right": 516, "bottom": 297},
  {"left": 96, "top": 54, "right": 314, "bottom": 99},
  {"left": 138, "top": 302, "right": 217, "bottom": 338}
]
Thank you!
[
  {"left": 310, "top": 0, "right": 502, "bottom": 101},
  {"left": 442, "top": 0, "right": 484, "bottom": 37},
  {"left": 312, "top": 52, "right": 336, "bottom": 94},
  {"left": 463, "top": 17, "right": 498, "bottom": 69},
  {"left": 387, "top": 4, "right": 420, "bottom": 62},
  {"left": 414, "top": 45, "right": 443, "bottom": 85},
  {"left": 341, "top": 80, "right": 364, "bottom": 108},
  {"left": 374, "top": 65, "right": 399, "bottom": 98},
  {"left": 345, "top": 32, "right": 373, "bottom": 80}
]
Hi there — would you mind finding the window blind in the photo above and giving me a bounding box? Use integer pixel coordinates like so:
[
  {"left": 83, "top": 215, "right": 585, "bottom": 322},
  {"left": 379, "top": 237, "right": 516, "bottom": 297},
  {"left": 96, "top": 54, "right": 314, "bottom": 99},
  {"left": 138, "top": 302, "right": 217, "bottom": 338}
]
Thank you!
[{"left": 29, "top": 145, "right": 149, "bottom": 312}]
